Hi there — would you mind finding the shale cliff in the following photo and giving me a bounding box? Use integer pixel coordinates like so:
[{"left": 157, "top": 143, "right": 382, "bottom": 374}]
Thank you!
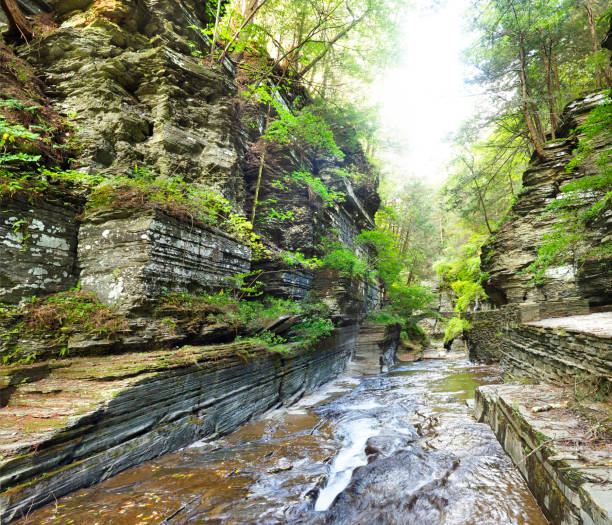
[
  {"left": 464, "top": 92, "right": 612, "bottom": 525},
  {"left": 481, "top": 92, "right": 612, "bottom": 308},
  {"left": 0, "top": 1, "right": 389, "bottom": 521}
]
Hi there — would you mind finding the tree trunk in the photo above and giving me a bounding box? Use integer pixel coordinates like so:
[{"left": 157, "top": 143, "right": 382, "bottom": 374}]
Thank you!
[
  {"left": 518, "top": 39, "right": 547, "bottom": 159},
  {"left": 1, "top": 0, "right": 34, "bottom": 42},
  {"left": 289, "top": 7, "right": 306, "bottom": 70},
  {"left": 209, "top": 0, "right": 223, "bottom": 60},
  {"left": 472, "top": 178, "right": 493, "bottom": 235},
  {"left": 251, "top": 102, "right": 272, "bottom": 225},
  {"left": 541, "top": 42, "right": 560, "bottom": 137},
  {"left": 583, "top": 1, "right": 612, "bottom": 87}
]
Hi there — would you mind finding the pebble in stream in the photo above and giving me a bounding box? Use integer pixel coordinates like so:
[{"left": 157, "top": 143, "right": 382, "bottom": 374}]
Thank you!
[{"left": 14, "top": 359, "right": 548, "bottom": 525}]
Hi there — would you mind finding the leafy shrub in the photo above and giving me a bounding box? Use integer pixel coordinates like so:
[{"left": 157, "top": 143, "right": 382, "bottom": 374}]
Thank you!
[
  {"left": 319, "top": 240, "right": 368, "bottom": 278},
  {"left": 387, "top": 282, "right": 436, "bottom": 318},
  {"left": 368, "top": 310, "right": 403, "bottom": 325},
  {"left": 286, "top": 170, "right": 345, "bottom": 207},
  {"left": 444, "top": 316, "right": 471, "bottom": 344},
  {"left": 288, "top": 316, "right": 335, "bottom": 345},
  {"left": 0, "top": 117, "right": 41, "bottom": 166},
  {"left": 435, "top": 234, "right": 488, "bottom": 312},
  {"left": 355, "top": 228, "right": 403, "bottom": 287},
  {"left": 246, "top": 85, "right": 344, "bottom": 160}
]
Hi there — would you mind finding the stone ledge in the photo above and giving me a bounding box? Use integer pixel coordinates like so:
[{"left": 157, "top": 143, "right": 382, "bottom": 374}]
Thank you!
[
  {"left": 475, "top": 383, "right": 612, "bottom": 525},
  {"left": 78, "top": 207, "right": 251, "bottom": 311},
  {"left": 0, "top": 325, "right": 358, "bottom": 523},
  {"left": 525, "top": 312, "right": 612, "bottom": 339}
]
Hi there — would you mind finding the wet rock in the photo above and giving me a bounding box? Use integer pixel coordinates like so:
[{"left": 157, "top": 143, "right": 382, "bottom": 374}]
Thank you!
[
  {"left": 323, "top": 446, "right": 460, "bottom": 525},
  {"left": 0, "top": 193, "right": 80, "bottom": 304},
  {"left": 364, "top": 432, "right": 418, "bottom": 462},
  {"left": 0, "top": 325, "right": 358, "bottom": 523}
]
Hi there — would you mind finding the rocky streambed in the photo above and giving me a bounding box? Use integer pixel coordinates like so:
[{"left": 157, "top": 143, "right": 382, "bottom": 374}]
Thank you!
[{"left": 13, "top": 354, "right": 548, "bottom": 524}]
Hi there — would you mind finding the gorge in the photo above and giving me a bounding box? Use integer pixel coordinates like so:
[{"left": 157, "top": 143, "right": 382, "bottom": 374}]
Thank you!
[{"left": 0, "top": 1, "right": 611, "bottom": 524}]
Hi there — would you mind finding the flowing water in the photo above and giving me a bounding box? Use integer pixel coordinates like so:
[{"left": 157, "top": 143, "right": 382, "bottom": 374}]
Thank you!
[{"left": 17, "top": 352, "right": 548, "bottom": 525}]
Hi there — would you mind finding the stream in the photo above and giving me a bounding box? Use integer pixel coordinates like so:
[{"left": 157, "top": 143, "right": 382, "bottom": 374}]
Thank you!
[{"left": 17, "top": 352, "right": 548, "bottom": 525}]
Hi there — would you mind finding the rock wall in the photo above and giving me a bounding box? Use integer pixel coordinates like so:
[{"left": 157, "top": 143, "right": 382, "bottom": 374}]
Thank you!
[
  {"left": 476, "top": 384, "right": 611, "bottom": 525},
  {"left": 0, "top": 325, "right": 358, "bottom": 523},
  {"left": 354, "top": 322, "right": 401, "bottom": 373},
  {"left": 0, "top": 0, "right": 381, "bottom": 322},
  {"left": 465, "top": 299, "right": 590, "bottom": 364},
  {"left": 0, "top": 193, "right": 80, "bottom": 304},
  {"left": 312, "top": 268, "right": 382, "bottom": 325},
  {"left": 482, "top": 92, "right": 612, "bottom": 308},
  {"left": 253, "top": 260, "right": 314, "bottom": 300},
  {"left": 78, "top": 207, "right": 251, "bottom": 311},
  {"left": 465, "top": 304, "right": 610, "bottom": 392},
  {"left": 502, "top": 314, "right": 612, "bottom": 388},
  {"left": 0, "top": 1, "right": 385, "bottom": 518},
  {"left": 21, "top": 0, "right": 246, "bottom": 210}
]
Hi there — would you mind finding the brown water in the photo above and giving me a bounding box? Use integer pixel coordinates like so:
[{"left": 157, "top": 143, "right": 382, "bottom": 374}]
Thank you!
[{"left": 16, "top": 357, "right": 548, "bottom": 525}]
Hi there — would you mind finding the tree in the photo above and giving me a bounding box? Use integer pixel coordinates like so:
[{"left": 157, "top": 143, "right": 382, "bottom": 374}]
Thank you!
[{"left": 1, "top": 0, "right": 34, "bottom": 42}]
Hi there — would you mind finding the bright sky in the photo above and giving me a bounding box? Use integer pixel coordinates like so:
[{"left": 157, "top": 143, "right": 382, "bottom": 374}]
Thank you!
[{"left": 376, "top": 0, "right": 479, "bottom": 188}]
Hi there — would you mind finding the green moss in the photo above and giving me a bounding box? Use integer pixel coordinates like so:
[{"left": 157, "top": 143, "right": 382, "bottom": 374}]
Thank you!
[{"left": 1, "top": 291, "right": 126, "bottom": 365}]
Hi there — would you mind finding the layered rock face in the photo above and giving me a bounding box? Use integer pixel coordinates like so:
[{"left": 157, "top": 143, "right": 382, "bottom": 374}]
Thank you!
[
  {"left": 353, "top": 322, "right": 401, "bottom": 372},
  {"left": 78, "top": 208, "right": 251, "bottom": 312},
  {"left": 476, "top": 384, "right": 611, "bottom": 525},
  {"left": 482, "top": 92, "right": 612, "bottom": 307},
  {"left": 0, "top": 193, "right": 80, "bottom": 304},
  {"left": 0, "top": 326, "right": 359, "bottom": 523},
  {"left": 0, "top": 0, "right": 381, "bottom": 320},
  {"left": 0, "top": 1, "right": 386, "bottom": 520},
  {"left": 20, "top": 0, "right": 245, "bottom": 209}
]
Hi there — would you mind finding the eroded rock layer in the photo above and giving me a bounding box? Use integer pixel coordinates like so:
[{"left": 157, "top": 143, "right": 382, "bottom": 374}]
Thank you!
[
  {"left": 0, "top": 193, "right": 80, "bottom": 304},
  {"left": 476, "top": 384, "right": 611, "bottom": 525},
  {"left": 482, "top": 92, "right": 612, "bottom": 307},
  {"left": 22, "top": 0, "right": 246, "bottom": 209},
  {"left": 78, "top": 207, "right": 251, "bottom": 311},
  {"left": 0, "top": 326, "right": 358, "bottom": 523}
]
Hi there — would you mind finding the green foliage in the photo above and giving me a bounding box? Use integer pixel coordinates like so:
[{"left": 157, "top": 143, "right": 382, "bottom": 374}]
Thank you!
[
  {"left": 0, "top": 164, "right": 260, "bottom": 247},
  {"left": 1, "top": 291, "right": 125, "bottom": 364},
  {"left": 355, "top": 228, "right": 403, "bottom": 287},
  {"left": 368, "top": 310, "right": 403, "bottom": 325},
  {"left": 0, "top": 117, "right": 41, "bottom": 166},
  {"left": 435, "top": 234, "right": 488, "bottom": 312},
  {"left": 287, "top": 316, "right": 335, "bottom": 344},
  {"left": 375, "top": 179, "right": 440, "bottom": 284},
  {"left": 526, "top": 96, "right": 612, "bottom": 282},
  {"left": 450, "top": 281, "right": 486, "bottom": 313},
  {"left": 318, "top": 238, "right": 368, "bottom": 279},
  {"left": 286, "top": 171, "right": 344, "bottom": 207},
  {"left": 386, "top": 283, "right": 436, "bottom": 319},
  {"left": 159, "top": 291, "right": 334, "bottom": 353},
  {"left": 444, "top": 317, "right": 471, "bottom": 345},
  {"left": 247, "top": 85, "right": 344, "bottom": 160},
  {"left": 277, "top": 249, "right": 319, "bottom": 269}
]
